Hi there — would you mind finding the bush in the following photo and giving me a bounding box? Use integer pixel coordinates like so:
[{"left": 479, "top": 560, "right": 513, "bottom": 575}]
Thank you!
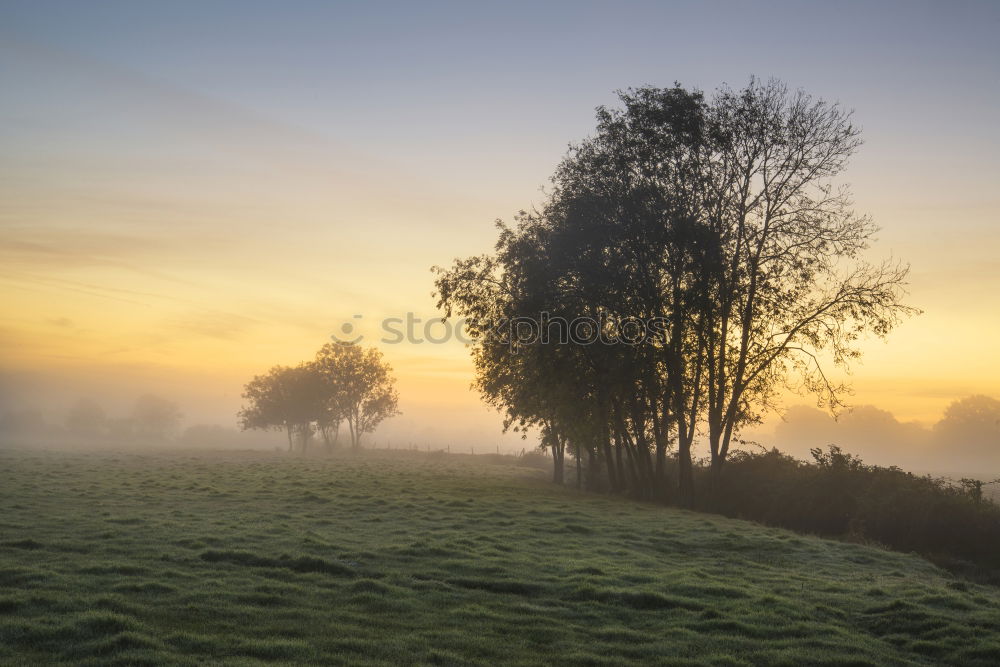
[{"left": 696, "top": 446, "right": 1000, "bottom": 572}]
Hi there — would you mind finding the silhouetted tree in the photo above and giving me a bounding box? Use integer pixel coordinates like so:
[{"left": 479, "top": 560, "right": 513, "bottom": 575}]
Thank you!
[
  {"left": 314, "top": 342, "right": 399, "bottom": 450},
  {"left": 541, "top": 84, "right": 714, "bottom": 503},
  {"left": 435, "top": 217, "right": 610, "bottom": 489},
  {"left": 435, "top": 78, "right": 916, "bottom": 506},
  {"left": 239, "top": 345, "right": 399, "bottom": 453},
  {"left": 437, "top": 85, "right": 715, "bottom": 501},
  {"left": 238, "top": 364, "right": 324, "bottom": 451},
  {"left": 692, "top": 79, "right": 916, "bottom": 488}
]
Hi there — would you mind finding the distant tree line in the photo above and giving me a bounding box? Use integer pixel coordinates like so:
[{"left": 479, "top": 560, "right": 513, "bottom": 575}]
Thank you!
[
  {"left": 774, "top": 395, "right": 1000, "bottom": 473},
  {"left": 6, "top": 394, "right": 185, "bottom": 443},
  {"left": 435, "top": 78, "right": 916, "bottom": 506},
  {"left": 238, "top": 341, "right": 400, "bottom": 452}
]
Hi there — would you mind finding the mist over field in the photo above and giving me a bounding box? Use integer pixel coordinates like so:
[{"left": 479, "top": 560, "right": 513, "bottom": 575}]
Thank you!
[
  {"left": 3, "top": 382, "right": 1000, "bottom": 482},
  {"left": 3, "top": 1, "right": 1000, "bottom": 665}
]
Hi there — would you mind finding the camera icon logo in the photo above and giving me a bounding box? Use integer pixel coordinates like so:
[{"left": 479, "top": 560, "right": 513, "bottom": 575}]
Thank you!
[{"left": 331, "top": 314, "right": 364, "bottom": 344}]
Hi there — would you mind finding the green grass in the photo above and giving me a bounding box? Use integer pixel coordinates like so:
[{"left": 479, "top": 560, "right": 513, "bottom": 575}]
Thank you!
[{"left": 1, "top": 448, "right": 999, "bottom": 666}]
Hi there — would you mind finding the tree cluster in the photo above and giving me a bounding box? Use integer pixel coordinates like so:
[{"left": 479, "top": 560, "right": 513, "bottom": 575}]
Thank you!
[
  {"left": 58, "top": 394, "right": 181, "bottom": 442},
  {"left": 435, "top": 79, "right": 915, "bottom": 506},
  {"left": 238, "top": 342, "right": 400, "bottom": 451}
]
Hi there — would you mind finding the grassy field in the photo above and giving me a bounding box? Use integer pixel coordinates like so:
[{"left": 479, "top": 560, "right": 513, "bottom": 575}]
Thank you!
[{"left": 1, "top": 448, "right": 999, "bottom": 666}]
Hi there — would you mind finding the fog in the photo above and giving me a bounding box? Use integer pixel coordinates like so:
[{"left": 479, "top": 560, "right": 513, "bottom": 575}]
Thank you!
[
  {"left": 3, "top": 364, "right": 997, "bottom": 481},
  {"left": 747, "top": 396, "right": 1000, "bottom": 479},
  {"left": 0, "top": 366, "right": 534, "bottom": 454}
]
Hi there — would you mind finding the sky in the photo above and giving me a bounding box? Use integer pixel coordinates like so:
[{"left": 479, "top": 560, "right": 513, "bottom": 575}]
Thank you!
[{"left": 1, "top": 0, "right": 999, "bottom": 448}]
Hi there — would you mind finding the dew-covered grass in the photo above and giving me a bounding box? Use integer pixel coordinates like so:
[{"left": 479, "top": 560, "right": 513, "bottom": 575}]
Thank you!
[{"left": 1, "top": 448, "right": 998, "bottom": 665}]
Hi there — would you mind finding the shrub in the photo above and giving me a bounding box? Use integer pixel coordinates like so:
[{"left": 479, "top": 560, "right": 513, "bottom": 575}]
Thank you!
[{"left": 696, "top": 446, "right": 1000, "bottom": 572}]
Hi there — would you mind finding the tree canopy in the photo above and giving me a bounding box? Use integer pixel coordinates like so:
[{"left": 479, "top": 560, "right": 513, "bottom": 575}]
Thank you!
[
  {"left": 435, "top": 78, "right": 916, "bottom": 505},
  {"left": 238, "top": 342, "right": 400, "bottom": 452},
  {"left": 314, "top": 342, "right": 400, "bottom": 450}
]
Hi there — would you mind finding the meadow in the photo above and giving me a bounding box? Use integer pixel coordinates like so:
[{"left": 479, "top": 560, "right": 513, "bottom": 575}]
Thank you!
[{"left": 1, "top": 448, "right": 999, "bottom": 666}]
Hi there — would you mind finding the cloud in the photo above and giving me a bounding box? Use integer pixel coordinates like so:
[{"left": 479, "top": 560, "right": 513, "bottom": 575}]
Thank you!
[{"left": 166, "top": 310, "right": 258, "bottom": 341}]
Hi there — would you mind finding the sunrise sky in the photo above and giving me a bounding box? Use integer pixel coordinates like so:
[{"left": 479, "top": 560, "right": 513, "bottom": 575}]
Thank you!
[{"left": 2, "top": 0, "right": 998, "bottom": 446}]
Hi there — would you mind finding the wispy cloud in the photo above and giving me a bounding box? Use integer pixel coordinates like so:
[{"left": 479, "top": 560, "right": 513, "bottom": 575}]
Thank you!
[{"left": 165, "top": 310, "right": 259, "bottom": 341}]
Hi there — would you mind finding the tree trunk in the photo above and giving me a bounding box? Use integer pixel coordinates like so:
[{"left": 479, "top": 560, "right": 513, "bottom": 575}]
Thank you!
[
  {"left": 614, "top": 435, "right": 627, "bottom": 494},
  {"left": 706, "top": 440, "right": 727, "bottom": 508},
  {"left": 552, "top": 438, "right": 564, "bottom": 485},
  {"left": 629, "top": 405, "right": 656, "bottom": 499},
  {"left": 621, "top": 436, "right": 641, "bottom": 497},
  {"left": 586, "top": 447, "right": 598, "bottom": 492},
  {"left": 669, "top": 371, "right": 697, "bottom": 508},
  {"left": 596, "top": 387, "right": 620, "bottom": 493},
  {"left": 653, "top": 427, "right": 667, "bottom": 501},
  {"left": 613, "top": 410, "right": 641, "bottom": 498},
  {"left": 677, "top": 433, "right": 694, "bottom": 508},
  {"left": 575, "top": 442, "right": 582, "bottom": 490}
]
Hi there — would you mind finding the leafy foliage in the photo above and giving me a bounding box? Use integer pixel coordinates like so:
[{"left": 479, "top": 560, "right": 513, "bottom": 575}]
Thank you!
[
  {"left": 435, "top": 78, "right": 915, "bottom": 505},
  {"left": 314, "top": 342, "right": 400, "bottom": 449},
  {"left": 238, "top": 342, "right": 399, "bottom": 451}
]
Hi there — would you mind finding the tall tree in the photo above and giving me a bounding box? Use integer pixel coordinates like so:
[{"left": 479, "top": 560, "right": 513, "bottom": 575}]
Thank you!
[
  {"left": 238, "top": 364, "right": 324, "bottom": 451},
  {"left": 314, "top": 342, "right": 400, "bottom": 450},
  {"left": 435, "top": 78, "right": 915, "bottom": 506},
  {"left": 694, "top": 79, "right": 917, "bottom": 483},
  {"left": 543, "top": 84, "right": 714, "bottom": 503},
  {"left": 436, "top": 217, "right": 611, "bottom": 489}
]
